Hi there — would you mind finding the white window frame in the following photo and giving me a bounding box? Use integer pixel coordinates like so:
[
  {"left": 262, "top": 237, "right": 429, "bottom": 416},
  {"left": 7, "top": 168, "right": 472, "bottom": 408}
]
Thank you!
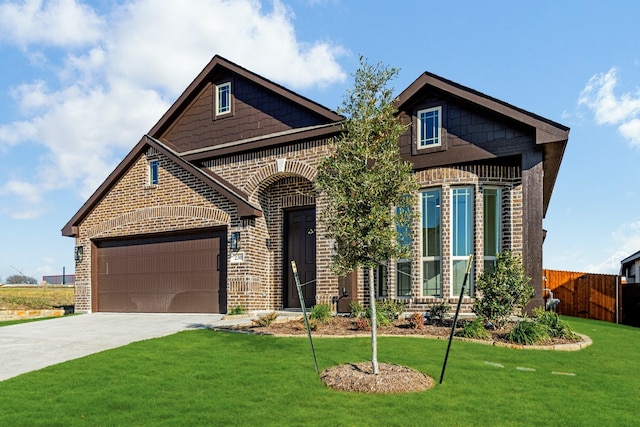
[
  {"left": 421, "top": 188, "right": 442, "bottom": 297},
  {"left": 451, "top": 187, "right": 474, "bottom": 298},
  {"left": 483, "top": 187, "right": 502, "bottom": 272},
  {"left": 417, "top": 106, "right": 442, "bottom": 149},
  {"left": 216, "top": 82, "right": 232, "bottom": 116}
]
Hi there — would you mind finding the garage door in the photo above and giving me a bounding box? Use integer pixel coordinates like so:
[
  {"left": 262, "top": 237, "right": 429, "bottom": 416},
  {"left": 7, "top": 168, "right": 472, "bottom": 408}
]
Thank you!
[{"left": 94, "top": 230, "right": 227, "bottom": 313}]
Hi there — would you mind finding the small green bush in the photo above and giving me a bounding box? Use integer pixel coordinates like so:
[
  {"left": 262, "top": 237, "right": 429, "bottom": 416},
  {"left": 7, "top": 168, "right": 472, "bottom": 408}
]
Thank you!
[
  {"left": 532, "top": 308, "right": 580, "bottom": 340},
  {"left": 429, "top": 302, "right": 451, "bottom": 322},
  {"left": 376, "top": 299, "right": 404, "bottom": 320},
  {"left": 252, "top": 312, "right": 278, "bottom": 327},
  {"left": 310, "top": 303, "right": 332, "bottom": 323},
  {"left": 455, "top": 318, "right": 490, "bottom": 340},
  {"left": 349, "top": 301, "right": 365, "bottom": 318},
  {"left": 228, "top": 305, "right": 247, "bottom": 315},
  {"left": 366, "top": 307, "right": 392, "bottom": 327},
  {"left": 507, "top": 318, "right": 550, "bottom": 345},
  {"left": 473, "top": 251, "right": 534, "bottom": 328}
]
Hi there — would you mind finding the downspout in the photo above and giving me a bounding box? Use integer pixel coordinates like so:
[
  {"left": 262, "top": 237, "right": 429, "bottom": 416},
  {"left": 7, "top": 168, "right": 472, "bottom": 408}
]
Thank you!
[{"left": 615, "top": 275, "right": 619, "bottom": 324}]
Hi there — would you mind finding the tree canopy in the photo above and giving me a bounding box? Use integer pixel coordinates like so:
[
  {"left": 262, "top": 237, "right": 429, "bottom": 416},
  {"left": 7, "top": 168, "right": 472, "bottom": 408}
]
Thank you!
[
  {"left": 315, "top": 57, "right": 417, "bottom": 276},
  {"left": 5, "top": 274, "right": 38, "bottom": 285}
]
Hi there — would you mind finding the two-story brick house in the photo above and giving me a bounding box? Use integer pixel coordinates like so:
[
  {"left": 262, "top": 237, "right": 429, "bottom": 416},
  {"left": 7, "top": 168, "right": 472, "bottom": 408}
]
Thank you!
[{"left": 63, "top": 55, "right": 569, "bottom": 314}]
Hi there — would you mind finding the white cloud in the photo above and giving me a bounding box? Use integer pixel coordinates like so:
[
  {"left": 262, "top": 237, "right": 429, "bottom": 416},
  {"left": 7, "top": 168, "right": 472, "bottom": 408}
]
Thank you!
[
  {"left": 578, "top": 67, "right": 640, "bottom": 147},
  {"left": 585, "top": 220, "right": 640, "bottom": 274},
  {"left": 0, "top": 0, "right": 104, "bottom": 46},
  {"left": 0, "top": 0, "right": 347, "bottom": 217}
]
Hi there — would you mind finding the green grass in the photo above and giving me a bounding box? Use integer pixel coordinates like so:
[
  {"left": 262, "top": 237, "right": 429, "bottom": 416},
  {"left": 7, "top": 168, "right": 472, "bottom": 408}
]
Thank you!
[
  {"left": 0, "top": 317, "right": 638, "bottom": 426},
  {"left": 0, "top": 316, "right": 61, "bottom": 327}
]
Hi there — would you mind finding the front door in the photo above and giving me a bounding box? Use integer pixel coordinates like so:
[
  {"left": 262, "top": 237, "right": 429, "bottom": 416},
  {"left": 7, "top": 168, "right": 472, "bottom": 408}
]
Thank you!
[{"left": 285, "top": 207, "right": 316, "bottom": 308}]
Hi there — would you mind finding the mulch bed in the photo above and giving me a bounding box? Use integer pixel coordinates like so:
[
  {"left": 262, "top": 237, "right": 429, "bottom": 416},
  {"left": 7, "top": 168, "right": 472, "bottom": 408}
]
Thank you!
[{"left": 226, "top": 316, "right": 582, "bottom": 394}]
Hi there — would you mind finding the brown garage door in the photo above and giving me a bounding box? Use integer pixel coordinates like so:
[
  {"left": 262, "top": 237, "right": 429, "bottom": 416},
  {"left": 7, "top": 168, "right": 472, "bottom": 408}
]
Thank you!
[{"left": 94, "top": 230, "right": 227, "bottom": 313}]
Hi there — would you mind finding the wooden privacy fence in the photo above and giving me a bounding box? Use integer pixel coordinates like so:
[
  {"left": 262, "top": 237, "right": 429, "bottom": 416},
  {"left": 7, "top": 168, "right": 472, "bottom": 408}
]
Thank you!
[{"left": 542, "top": 269, "right": 621, "bottom": 323}]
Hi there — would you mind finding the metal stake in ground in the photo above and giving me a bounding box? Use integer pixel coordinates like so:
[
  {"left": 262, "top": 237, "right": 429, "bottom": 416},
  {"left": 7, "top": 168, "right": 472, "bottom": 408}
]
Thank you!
[
  {"left": 290, "top": 260, "right": 319, "bottom": 375},
  {"left": 439, "top": 254, "right": 473, "bottom": 384}
]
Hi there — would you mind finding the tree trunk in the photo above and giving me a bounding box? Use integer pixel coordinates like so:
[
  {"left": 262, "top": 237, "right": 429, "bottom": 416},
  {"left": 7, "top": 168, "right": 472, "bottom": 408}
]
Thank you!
[{"left": 368, "top": 267, "right": 379, "bottom": 375}]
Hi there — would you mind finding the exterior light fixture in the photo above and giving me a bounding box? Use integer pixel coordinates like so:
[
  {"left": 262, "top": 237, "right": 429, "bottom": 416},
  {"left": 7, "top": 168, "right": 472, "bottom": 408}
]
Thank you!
[
  {"left": 231, "top": 232, "right": 241, "bottom": 252},
  {"left": 74, "top": 245, "right": 84, "bottom": 263}
]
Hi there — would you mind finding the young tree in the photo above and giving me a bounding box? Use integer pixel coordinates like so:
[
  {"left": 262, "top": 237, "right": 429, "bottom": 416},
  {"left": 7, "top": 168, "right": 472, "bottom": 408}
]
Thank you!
[{"left": 315, "top": 57, "right": 417, "bottom": 375}]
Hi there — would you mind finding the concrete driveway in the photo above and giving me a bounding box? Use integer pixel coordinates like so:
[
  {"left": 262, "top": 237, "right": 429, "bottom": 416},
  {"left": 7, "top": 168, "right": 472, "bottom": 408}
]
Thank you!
[{"left": 0, "top": 313, "right": 228, "bottom": 382}]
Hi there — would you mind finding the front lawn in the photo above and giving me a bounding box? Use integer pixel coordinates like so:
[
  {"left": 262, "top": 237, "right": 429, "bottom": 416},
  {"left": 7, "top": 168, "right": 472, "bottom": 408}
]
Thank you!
[{"left": 0, "top": 317, "right": 638, "bottom": 426}]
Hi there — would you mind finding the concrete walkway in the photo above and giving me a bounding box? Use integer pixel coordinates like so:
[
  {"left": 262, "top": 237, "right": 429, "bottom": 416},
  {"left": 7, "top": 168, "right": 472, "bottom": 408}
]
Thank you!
[{"left": 0, "top": 313, "right": 248, "bottom": 382}]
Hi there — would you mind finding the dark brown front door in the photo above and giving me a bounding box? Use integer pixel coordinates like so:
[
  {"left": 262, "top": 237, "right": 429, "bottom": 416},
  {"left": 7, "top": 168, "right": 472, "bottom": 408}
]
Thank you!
[
  {"left": 93, "top": 230, "right": 227, "bottom": 313},
  {"left": 285, "top": 207, "right": 316, "bottom": 308}
]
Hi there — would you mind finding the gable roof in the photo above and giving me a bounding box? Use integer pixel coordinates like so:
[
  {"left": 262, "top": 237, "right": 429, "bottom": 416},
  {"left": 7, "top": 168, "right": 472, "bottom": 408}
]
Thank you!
[
  {"left": 396, "top": 71, "right": 570, "bottom": 216},
  {"left": 61, "top": 136, "right": 262, "bottom": 237},
  {"left": 148, "top": 55, "right": 343, "bottom": 143},
  {"left": 621, "top": 250, "right": 640, "bottom": 266}
]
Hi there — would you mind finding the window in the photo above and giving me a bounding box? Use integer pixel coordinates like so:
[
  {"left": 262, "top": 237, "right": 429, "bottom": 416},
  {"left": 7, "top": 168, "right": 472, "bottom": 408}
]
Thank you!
[
  {"left": 216, "top": 82, "right": 231, "bottom": 116},
  {"left": 148, "top": 159, "right": 159, "bottom": 185},
  {"left": 421, "top": 189, "right": 442, "bottom": 296},
  {"left": 483, "top": 188, "right": 501, "bottom": 273},
  {"left": 374, "top": 263, "right": 388, "bottom": 298},
  {"left": 396, "top": 204, "right": 412, "bottom": 297},
  {"left": 452, "top": 187, "right": 473, "bottom": 297},
  {"left": 417, "top": 106, "right": 442, "bottom": 148}
]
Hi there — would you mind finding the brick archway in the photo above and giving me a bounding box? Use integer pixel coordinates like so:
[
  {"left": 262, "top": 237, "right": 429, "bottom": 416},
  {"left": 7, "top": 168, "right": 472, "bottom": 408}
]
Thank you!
[
  {"left": 244, "top": 159, "right": 316, "bottom": 204},
  {"left": 87, "top": 206, "right": 230, "bottom": 239}
]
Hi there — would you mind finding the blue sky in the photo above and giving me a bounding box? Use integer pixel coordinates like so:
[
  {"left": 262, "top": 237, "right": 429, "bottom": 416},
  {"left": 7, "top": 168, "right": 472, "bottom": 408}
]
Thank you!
[{"left": 1, "top": 0, "right": 640, "bottom": 281}]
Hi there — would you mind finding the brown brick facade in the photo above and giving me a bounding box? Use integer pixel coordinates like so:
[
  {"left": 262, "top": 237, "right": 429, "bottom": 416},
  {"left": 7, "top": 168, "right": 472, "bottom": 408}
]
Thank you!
[{"left": 65, "top": 56, "right": 567, "bottom": 315}]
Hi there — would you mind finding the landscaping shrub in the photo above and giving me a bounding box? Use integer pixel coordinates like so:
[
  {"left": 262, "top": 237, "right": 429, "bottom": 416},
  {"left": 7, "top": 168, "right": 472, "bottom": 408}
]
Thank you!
[
  {"left": 349, "top": 301, "right": 365, "bottom": 318},
  {"left": 310, "top": 303, "right": 332, "bottom": 323},
  {"left": 366, "top": 307, "right": 392, "bottom": 327},
  {"left": 296, "top": 318, "right": 318, "bottom": 331},
  {"left": 506, "top": 318, "right": 550, "bottom": 345},
  {"left": 353, "top": 317, "right": 370, "bottom": 331},
  {"left": 376, "top": 299, "right": 404, "bottom": 320},
  {"left": 532, "top": 308, "right": 580, "bottom": 340},
  {"left": 455, "top": 317, "right": 490, "bottom": 340},
  {"left": 252, "top": 312, "right": 278, "bottom": 327},
  {"left": 408, "top": 312, "right": 424, "bottom": 329},
  {"left": 228, "top": 305, "right": 247, "bottom": 315},
  {"left": 472, "top": 251, "right": 533, "bottom": 328},
  {"left": 428, "top": 302, "right": 451, "bottom": 323}
]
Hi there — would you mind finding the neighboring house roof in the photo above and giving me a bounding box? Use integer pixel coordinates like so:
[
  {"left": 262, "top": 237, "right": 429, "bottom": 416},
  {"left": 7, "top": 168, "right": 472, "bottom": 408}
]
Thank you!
[
  {"left": 396, "top": 71, "right": 570, "bottom": 216},
  {"left": 61, "top": 135, "right": 262, "bottom": 237},
  {"left": 621, "top": 250, "right": 640, "bottom": 266}
]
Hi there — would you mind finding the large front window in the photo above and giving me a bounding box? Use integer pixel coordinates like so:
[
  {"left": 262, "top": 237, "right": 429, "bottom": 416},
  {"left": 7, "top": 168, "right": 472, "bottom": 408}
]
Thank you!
[
  {"left": 483, "top": 188, "right": 501, "bottom": 273},
  {"left": 396, "top": 205, "right": 412, "bottom": 297},
  {"left": 452, "top": 187, "right": 473, "bottom": 297},
  {"left": 422, "top": 189, "right": 441, "bottom": 296}
]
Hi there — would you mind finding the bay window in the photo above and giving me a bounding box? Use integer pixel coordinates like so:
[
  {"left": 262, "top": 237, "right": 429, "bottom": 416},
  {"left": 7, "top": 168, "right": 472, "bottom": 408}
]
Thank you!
[
  {"left": 452, "top": 187, "right": 473, "bottom": 297},
  {"left": 421, "top": 189, "right": 442, "bottom": 296}
]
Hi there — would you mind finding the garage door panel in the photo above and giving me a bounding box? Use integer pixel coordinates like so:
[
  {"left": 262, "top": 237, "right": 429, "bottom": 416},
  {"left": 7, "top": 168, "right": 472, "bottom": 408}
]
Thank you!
[{"left": 94, "top": 231, "right": 226, "bottom": 313}]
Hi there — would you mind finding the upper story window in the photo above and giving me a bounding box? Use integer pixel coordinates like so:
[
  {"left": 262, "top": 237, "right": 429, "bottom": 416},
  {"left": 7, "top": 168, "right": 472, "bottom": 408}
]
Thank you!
[
  {"left": 148, "top": 158, "right": 159, "bottom": 185},
  {"left": 216, "top": 82, "right": 232, "bottom": 116},
  {"left": 417, "top": 106, "right": 442, "bottom": 149}
]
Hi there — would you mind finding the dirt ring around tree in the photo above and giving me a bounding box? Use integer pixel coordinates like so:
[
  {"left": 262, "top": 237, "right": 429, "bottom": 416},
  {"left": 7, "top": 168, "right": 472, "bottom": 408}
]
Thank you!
[{"left": 320, "top": 362, "right": 434, "bottom": 394}]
